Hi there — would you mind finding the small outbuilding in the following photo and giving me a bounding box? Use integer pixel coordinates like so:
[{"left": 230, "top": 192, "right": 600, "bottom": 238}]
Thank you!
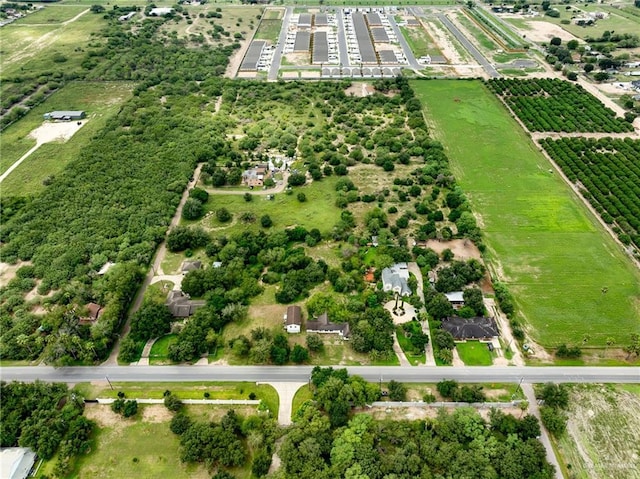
[
  {"left": 43, "top": 111, "right": 86, "bottom": 121},
  {"left": 284, "top": 305, "right": 302, "bottom": 333},
  {"left": 79, "top": 302, "right": 103, "bottom": 325},
  {"left": 149, "top": 7, "right": 174, "bottom": 16},
  {"left": 444, "top": 291, "right": 465, "bottom": 310}
]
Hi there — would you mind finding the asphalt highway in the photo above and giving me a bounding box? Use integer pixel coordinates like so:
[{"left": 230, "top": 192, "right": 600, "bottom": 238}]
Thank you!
[{"left": 1, "top": 365, "right": 638, "bottom": 384}]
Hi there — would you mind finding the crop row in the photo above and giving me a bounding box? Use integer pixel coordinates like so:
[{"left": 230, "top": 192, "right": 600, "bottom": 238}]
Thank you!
[
  {"left": 541, "top": 137, "right": 640, "bottom": 248},
  {"left": 486, "top": 78, "right": 634, "bottom": 133}
]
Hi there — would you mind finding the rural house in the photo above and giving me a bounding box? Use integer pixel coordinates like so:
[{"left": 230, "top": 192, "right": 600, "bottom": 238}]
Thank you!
[
  {"left": 284, "top": 305, "right": 302, "bottom": 333},
  {"left": 382, "top": 262, "right": 411, "bottom": 296},
  {"left": 306, "top": 312, "right": 350, "bottom": 339},
  {"left": 166, "top": 290, "right": 206, "bottom": 318},
  {"left": 180, "top": 260, "right": 202, "bottom": 274},
  {"left": 441, "top": 316, "right": 498, "bottom": 341},
  {"left": 444, "top": 291, "right": 465, "bottom": 310},
  {"left": 148, "top": 7, "right": 174, "bottom": 16},
  {"left": 242, "top": 164, "right": 270, "bottom": 187}
]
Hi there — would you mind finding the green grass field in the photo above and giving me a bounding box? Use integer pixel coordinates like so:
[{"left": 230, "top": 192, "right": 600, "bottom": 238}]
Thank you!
[
  {"left": 13, "top": 5, "right": 89, "bottom": 24},
  {"left": 254, "top": 18, "right": 282, "bottom": 42},
  {"left": 1, "top": 10, "right": 106, "bottom": 79},
  {"left": 0, "top": 82, "right": 133, "bottom": 195},
  {"left": 396, "top": 326, "right": 427, "bottom": 365},
  {"left": 455, "top": 341, "right": 494, "bottom": 366},
  {"left": 400, "top": 25, "right": 442, "bottom": 58},
  {"left": 149, "top": 334, "right": 177, "bottom": 363},
  {"left": 197, "top": 177, "right": 343, "bottom": 237},
  {"left": 69, "top": 415, "right": 209, "bottom": 479},
  {"left": 413, "top": 80, "right": 640, "bottom": 348}
]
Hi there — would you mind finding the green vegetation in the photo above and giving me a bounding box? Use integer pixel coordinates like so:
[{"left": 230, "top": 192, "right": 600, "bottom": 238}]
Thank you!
[
  {"left": 254, "top": 18, "right": 282, "bottom": 43},
  {"left": 72, "top": 410, "right": 209, "bottom": 479},
  {"left": 0, "top": 82, "right": 133, "bottom": 194},
  {"left": 413, "top": 79, "right": 640, "bottom": 347},
  {"left": 540, "top": 137, "right": 640, "bottom": 249},
  {"left": 1, "top": 382, "right": 94, "bottom": 477},
  {"left": 487, "top": 78, "right": 633, "bottom": 133},
  {"left": 281, "top": 369, "right": 554, "bottom": 478},
  {"left": 555, "top": 384, "right": 640, "bottom": 479},
  {"left": 455, "top": 340, "right": 494, "bottom": 366},
  {"left": 400, "top": 24, "right": 442, "bottom": 58},
  {"left": 396, "top": 322, "right": 428, "bottom": 365}
]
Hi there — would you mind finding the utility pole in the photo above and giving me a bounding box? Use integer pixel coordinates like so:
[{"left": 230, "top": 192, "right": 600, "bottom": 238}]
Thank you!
[{"left": 105, "top": 376, "right": 114, "bottom": 391}]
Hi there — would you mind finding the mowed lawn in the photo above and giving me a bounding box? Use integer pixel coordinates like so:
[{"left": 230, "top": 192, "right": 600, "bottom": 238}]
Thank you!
[{"left": 413, "top": 80, "right": 640, "bottom": 347}]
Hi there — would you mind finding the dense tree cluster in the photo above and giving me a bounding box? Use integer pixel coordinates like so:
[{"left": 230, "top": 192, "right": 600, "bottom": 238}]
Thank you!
[
  {"left": 0, "top": 381, "right": 94, "bottom": 476},
  {"left": 540, "top": 137, "right": 640, "bottom": 249},
  {"left": 487, "top": 78, "right": 633, "bottom": 133},
  {"left": 280, "top": 374, "right": 554, "bottom": 479},
  {"left": 228, "top": 327, "right": 309, "bottom": 365}
]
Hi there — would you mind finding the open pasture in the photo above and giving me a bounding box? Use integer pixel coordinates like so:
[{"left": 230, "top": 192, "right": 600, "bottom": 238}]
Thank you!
[
  {"left": 413, "top": 79, "right": 640, "bottom": 348},
  {"left": 0, "top": 82, "right": 133, "bottom": 196}
]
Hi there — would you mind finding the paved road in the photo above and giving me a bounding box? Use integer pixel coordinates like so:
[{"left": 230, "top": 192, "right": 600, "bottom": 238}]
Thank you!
[
  {"left": 387, "top": 14, "right": 420, "bottom": 70},
  {"left": 2, "top": 365, "right": 638, "bottom": 384},
  {"left": 335, "top": 8, "right": 350, "bottom": 68},
  {"left": 436, "top": 13, "right": 500, "bottom": 78},
  {"left": 268, "top": 6, "right": 292, "bottom": 81},
  {"left": 523, "top": 383, "right": 562, "bottom": 479}
]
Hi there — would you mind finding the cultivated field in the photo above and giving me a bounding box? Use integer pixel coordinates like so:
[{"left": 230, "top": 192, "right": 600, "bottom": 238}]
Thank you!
[
  {"left": 413, "top": 79, "right": 640, "bottom": 348},
  {"left": 556, "top": 384, "right": 640, "bottom": 479}
]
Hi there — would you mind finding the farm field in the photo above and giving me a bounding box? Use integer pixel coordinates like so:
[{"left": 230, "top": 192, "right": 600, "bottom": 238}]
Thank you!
[
  {"left": 540, "top": 137, "right": 640, "bottom": 250},
  {"left": 413, "top": 79, "right": 640, "bottom": 348},
  {"left": 555, "top": 384, "right": 640, "bottom": 479},
  {"left": 487, "top": 78, "right": 633, "bottom": 133},
  {"left": 0, "top": 82, "right": 134, "bottom": 195}
]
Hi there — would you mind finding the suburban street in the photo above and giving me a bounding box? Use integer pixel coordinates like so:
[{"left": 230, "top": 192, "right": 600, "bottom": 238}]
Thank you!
[
  {"left": 335, "top": 7, "right": 350, "bottom": 68},
  {"left": 1, "top": 365, "right": 638, "bottom": 384},
  {"left": 387, "top": 14, "right": 420, "bottom": 70},
  {"left": 268, "top": 6, "right": 292, "bottom": 81}
]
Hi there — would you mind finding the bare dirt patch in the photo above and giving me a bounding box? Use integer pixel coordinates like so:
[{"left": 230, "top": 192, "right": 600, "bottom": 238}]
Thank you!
[
  {"left": 84, "top": 403, "right": 127, "bottom": 430},
  {"left": 425, "top": 239, "right": 482, "bottom": 261},
  {"left": 516, "top": 20, "right": 580, "bottom": 43},
  {"left": 559, "top": 385, "right": 640, "bottom": 479},
  {"left": 0, "top": 261, "right": 31, "bottom": 288},
  {"left": 30, "top": 120, "right": 86, "bottom": 144},
  {"left": 345, "top": 82, "right": 375, "bottom": 97},
  {"left": 141, "top": 404, "right": 173, "bottom": 423}
]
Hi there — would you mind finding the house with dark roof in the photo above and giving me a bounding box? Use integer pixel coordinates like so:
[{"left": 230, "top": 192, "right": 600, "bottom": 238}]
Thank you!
[
  {"left": 381, "top": 262, "right": 411, "bottom": 296},
  {"left": 166, "top": 290, "right": 206, "bottom": 318},
  {"left": 306, "top": 312, "right": 350, "bottom": 339},
  {"left": 284, "top": 305, "right": 302, "bottom": 333},
  {"left": 440, "top": 316, "right": 498, "bottom": 340},
  {"left": 181, "top": 260, "right": 202, "bottom": 274}
]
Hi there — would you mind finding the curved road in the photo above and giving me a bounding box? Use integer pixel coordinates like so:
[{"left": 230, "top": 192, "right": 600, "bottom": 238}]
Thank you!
[{"left": 1, "top": 365, "right": 638, "bottom": 384}]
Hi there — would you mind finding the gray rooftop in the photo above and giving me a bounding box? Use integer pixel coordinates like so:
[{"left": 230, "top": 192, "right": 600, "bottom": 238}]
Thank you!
[
  {"left": 240, "top": 40, "right": 266, "bottom": 71},
  {"left": 365, "top": 12, "right": 382, "bottom": 26},
  {"left": 370, "top": 26, "right": 389, "bottom": 43},
  {"left": 312, "top": 31, "right": 328, "bottom": 64},
  {"left": 378, "top": 50, "right": 397, "bottom": 64},
  {"left": 315, "top": 13, "right": 328, "bottom": 26},
  {"left": 352, "top": 12, "right": 377, "bottom": 64},
  {"left": 441, "top": 316, "right": 498, "bottom": 340},
  {"left": 298, "top": 13, "right": 312, "bottom": 27},
  {"left": 293, "top": 31, "right": 311, "bottom": 52}
]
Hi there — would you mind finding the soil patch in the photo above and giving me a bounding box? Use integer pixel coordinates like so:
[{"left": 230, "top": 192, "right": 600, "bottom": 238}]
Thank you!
[
  {"left": 425, "top": 239, "right": 482, "bottom": 261},
  {"left": 29, "top": 120, "right": 86, "bottom": 144},
  {"left": 141, "top": 404, "right": 173, "bottom": 423},
  {"left": 0, "top": 261, "right": 32, "bottom": 288},
  {"left": 345, "top": 82, "right": 375, "bottom": 97},
  {"left": 517, "top": 20, "right": 580, "bottom": 43},
  {"left": 84, "top": 403, "right": 127, "bottom": 430}
]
